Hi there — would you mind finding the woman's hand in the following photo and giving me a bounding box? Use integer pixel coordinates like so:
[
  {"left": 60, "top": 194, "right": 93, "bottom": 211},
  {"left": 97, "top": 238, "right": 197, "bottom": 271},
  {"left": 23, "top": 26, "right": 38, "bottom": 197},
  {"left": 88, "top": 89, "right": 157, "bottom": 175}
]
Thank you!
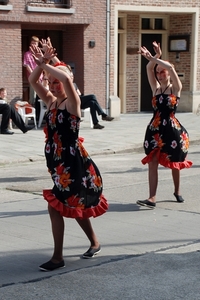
[
  {"left": 152, "top": 41, "right": 162, "bottom": 58},
  {"left": 40, "top": 37, "right": 53, "bottom": 52},
  {"left": 30, "top": 45, "right": 57, "bottom": 66},
  {"left": 29, "top": 45, "right": 44, "bottom": 66},
  {"left": 138, "top": 46, "right": 153, "bottom": 61}
]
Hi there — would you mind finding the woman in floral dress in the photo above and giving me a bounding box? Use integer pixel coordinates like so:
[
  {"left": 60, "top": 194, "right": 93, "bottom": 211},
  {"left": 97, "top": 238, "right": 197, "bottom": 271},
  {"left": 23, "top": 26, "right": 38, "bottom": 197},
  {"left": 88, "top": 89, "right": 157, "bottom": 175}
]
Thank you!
[
  {"left": 29, "top": 46, "right": 108, "bottom": 271},
  {"left": 137, "top": 42, "right": 192, "bottom": 209}
]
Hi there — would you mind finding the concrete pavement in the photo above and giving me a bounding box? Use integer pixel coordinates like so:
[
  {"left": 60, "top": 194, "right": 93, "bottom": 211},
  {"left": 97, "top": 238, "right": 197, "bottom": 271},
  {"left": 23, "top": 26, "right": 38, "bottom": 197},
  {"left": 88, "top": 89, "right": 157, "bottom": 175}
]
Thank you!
[
  {"left": 0, "top": 113, "right": 200, "bottom": 299},
  {"left": 0, "top": 112, "right": 200, "bottom": 164}
]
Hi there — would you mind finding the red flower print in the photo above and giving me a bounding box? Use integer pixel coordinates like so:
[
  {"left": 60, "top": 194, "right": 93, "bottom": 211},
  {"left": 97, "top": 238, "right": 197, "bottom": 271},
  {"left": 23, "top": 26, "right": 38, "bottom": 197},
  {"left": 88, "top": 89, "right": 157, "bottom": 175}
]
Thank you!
[
  {"left": 67, "top": 195, "right": 84, "bottom": 209},
  {"left": 171, "top": 140, "right": 177, "bottom": 149},
  {"left": 181, "top": 131, "right": 188, "bottom": 141},
  {"left": 46, "top": 142, "right": 51, "bottom": 153},
  {"left": 53, "top": 132, "right": 59, "bottom": 143},
  {"left": 163, "top": 119, "right": 167, "bottom": 126},
  {"left": 58, "top": 112, "right": 64, "bottom": 123},
  {"left": 71, "top": 120, "right": 76, "bottom": 127},
  {"left": 88, "top": 164, "right": 96, "bottom": 176},
  {"left": 51, "top": 110, "right": 57, "bottom": 125},
  {"left": 59, "top": 173, "right": 72, "bottom": 188},
  {"left": 70, "top": 146, "right": 76, "bottom": 156},
  {"left": 152, "top": 96, "right": 157, "bottom": 109},
  {"left": 159, "top": 95, "right": 163, "bottom": 103},
  {"left": 79, "top": 143, "right": 89, "bottom": 158},
  {"left": 150, "top": 112, "right": 161, "bottom": 130},
  {"left": 181, "top": 132, "right": 189, "bottom": 150},
  {"left": 153, "top": 133, "right": 164, "bottom": 149},
  {"left": 168, "top": 95, "right": 177, "bottom": 107},
  {"left": 94, "top": 175, "right": 102, "bottom": 187},
  {"left": 56, "top": 142, "right": 62, "bottom": 158},
  {"left": 56, "top": 164, "right": 65, "bottom": 175}
]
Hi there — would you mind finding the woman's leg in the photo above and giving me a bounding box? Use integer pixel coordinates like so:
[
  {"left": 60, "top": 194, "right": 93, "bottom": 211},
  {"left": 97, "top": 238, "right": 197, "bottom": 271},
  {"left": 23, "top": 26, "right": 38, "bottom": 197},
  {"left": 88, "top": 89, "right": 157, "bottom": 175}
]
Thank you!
[
  {"left": 171, "top": 168, "right": 180, "bottom": 195},
  {"left": 148, "top": 155, "right": 159, "bottom": 202},
  {"left": 171, "top": 168, "right": 184, "bottom": 202},
  {"left": 48, "top": 204, "right": 65, "bottom": 262},
  {"left": 76, "top": 218, "right": 99, "bottom": 248}
]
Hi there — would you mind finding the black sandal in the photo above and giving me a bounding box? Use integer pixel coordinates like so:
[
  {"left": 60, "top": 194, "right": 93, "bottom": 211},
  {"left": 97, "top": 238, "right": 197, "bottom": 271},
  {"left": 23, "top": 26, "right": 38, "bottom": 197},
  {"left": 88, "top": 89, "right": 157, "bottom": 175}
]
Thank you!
[
  {"left": 173, "top": 193, "right": 184, "bottom": 203},
  {"left": 136, "top": 199, "right": 156, "bottom": 209},
  {"left": 82, "top": 245, "right": 101, "bottom": 258},
  {"left": 39, "top": 260, "right": 65, "bottom": 271}
]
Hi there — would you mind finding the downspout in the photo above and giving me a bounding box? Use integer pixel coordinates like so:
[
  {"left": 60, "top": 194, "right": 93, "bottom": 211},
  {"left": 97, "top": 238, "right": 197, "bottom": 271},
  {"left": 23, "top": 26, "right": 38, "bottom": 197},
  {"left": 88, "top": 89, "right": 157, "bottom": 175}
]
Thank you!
[{"left": 106, "top": 0, "right": 110, "bottom": 114}]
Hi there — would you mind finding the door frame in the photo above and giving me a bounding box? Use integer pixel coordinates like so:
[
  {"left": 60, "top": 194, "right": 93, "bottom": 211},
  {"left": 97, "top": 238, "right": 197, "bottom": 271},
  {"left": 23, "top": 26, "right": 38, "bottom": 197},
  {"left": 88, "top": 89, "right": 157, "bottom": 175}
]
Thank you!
[{"left": 118, "top": 14, "right": 127, "bottom": 113}]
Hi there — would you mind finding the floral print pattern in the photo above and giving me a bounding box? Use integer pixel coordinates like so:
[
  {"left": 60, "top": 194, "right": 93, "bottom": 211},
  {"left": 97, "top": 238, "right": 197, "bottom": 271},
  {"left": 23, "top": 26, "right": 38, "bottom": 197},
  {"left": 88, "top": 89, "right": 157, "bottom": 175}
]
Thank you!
[
  {"left": 142, "top": 93, "right": 192, "bottom": 169},
  {"left": 44, "top": 107, "right": 104, "bottom": 210}
]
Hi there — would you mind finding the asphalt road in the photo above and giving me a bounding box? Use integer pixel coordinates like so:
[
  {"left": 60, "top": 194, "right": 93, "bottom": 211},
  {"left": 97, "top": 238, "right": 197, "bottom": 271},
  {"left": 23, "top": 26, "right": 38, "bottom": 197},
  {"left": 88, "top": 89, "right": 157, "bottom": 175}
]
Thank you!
[{"left": 0, "top": 143, "right": 200, "bottom": 299}]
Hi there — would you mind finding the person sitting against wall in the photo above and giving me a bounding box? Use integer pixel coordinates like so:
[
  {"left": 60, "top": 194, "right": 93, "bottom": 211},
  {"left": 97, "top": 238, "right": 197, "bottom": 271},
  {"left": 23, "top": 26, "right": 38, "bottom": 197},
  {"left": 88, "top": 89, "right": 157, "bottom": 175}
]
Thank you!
[{"left": 0, "top": 87, "right": 35, "bottom": 135}]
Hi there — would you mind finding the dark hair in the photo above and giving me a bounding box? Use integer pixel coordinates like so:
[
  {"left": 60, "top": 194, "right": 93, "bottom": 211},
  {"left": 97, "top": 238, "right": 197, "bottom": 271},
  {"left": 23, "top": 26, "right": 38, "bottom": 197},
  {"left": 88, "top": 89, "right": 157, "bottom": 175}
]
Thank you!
[
  {"left": 154, "top": 64, "right": 160, "bottom": 84},
  {"left": 0, "top": 87, "right": 6, "bottom": 93}
]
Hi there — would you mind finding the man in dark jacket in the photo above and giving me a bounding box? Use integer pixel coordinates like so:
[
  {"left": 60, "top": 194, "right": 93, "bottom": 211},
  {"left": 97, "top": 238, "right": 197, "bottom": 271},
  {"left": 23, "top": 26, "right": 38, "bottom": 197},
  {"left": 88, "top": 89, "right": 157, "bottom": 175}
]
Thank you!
[{"left": 0, "top": 88, "right": 34, "bottom": 134}]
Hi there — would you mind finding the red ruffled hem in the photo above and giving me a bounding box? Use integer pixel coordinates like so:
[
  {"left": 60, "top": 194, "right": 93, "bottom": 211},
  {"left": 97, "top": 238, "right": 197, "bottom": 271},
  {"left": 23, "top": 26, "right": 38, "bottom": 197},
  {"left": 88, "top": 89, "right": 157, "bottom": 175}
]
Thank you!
[
  {"left": 43, "top": 189, "right": 109, "bottom": 219},
  {"left": 141, "top": 149, "right": 192, "bottom": 170}
]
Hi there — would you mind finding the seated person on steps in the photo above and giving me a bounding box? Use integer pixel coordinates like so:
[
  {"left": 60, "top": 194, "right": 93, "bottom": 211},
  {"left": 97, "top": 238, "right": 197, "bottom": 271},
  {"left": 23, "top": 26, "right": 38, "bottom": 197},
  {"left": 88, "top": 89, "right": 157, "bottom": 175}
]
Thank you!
[{"left": 0, "top": 87, "right": 35, "bottom": 135}]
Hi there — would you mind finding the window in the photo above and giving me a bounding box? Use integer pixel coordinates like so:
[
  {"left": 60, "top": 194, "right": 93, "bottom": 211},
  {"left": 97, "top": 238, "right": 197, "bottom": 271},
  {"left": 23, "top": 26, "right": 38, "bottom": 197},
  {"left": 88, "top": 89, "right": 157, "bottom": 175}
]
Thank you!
[{"left": 141, "top": 17, "right": 166, "bottom": 30}]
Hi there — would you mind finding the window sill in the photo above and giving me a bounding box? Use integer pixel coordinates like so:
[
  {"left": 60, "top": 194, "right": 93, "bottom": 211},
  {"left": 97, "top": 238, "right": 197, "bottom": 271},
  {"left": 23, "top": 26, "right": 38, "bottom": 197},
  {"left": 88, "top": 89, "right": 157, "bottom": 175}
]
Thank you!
[
  {"left": 0, "top": 4, "right": 13, "bottom": 10},
  {"left": 26, "top": 5, "right": 75, "bottom": 14}
]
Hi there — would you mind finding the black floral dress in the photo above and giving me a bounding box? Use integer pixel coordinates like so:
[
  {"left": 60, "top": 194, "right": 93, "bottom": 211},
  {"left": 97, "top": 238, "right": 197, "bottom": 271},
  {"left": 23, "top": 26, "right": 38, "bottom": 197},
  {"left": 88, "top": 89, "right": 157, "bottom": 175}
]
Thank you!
[
  {"left": 43, "top": 104, "right": 108, "bottom": 219},
  {"left": 142, "top": 91, "right": 192, "bottom": 169}
]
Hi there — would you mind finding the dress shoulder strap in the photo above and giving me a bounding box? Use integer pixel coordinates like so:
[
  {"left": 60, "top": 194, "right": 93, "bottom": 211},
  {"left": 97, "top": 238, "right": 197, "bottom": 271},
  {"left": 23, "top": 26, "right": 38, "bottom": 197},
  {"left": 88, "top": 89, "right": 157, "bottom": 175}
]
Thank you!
[
  {"left": 56, "top": 97, "right": 68, "bottom": 109},
  {"left": 161, "top": 84, "right": 170, "bottom": 94}
]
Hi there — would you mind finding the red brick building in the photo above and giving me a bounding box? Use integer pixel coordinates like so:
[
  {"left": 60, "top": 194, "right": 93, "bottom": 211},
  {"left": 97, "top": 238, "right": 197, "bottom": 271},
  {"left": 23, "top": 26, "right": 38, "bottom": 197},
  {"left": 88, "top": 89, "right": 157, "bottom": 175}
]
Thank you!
[
  {"left": 0, "top": 1, "right": 199, "bottom": 114},
  {"left": 0, "top": 0, "right": 107, "bottom": 109}
]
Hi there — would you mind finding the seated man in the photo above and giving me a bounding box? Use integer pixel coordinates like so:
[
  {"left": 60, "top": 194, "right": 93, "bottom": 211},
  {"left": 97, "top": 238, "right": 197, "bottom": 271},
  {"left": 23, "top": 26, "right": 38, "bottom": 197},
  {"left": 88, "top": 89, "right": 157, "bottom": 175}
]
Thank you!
[
  {"left": 0, "top": 88, "right": 34, "bottom": 135},
  {"left": 71, "top": 72, "right": 114, "bottom": 129},
  {"left": 0, "top": 87, "right": 12, "bottom": 130}
]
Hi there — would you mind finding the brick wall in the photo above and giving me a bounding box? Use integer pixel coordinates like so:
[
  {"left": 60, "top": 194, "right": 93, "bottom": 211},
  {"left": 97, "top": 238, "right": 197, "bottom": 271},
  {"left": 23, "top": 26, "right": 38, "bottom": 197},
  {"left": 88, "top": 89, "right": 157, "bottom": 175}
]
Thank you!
[
  {"left": 0, "top": 24, "right": 22, "bottom": 101},
  {"left": 0, "top": 0, "right": 107, "bottom": 108},
  {"left": 0, "top": 1, "right": 198, "bottom": 112}
]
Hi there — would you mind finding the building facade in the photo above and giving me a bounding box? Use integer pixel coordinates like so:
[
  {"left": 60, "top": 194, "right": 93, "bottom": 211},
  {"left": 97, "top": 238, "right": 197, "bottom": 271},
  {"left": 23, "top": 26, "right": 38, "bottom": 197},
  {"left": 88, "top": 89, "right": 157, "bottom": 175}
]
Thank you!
[
  {"left": 110, "top": 2, "right": 199, "bottom": 113},
  {"left": 0, "top": 1, "right": 199, "bottom": 114},
  {"left": 0, "top": 0, "right": 107, "bottom": 108}
]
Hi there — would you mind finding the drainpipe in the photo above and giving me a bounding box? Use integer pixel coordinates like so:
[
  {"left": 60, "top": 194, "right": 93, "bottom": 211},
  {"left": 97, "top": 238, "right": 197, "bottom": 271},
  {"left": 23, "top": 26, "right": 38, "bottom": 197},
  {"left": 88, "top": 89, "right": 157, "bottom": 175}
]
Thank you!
[{"left": 106, "top": 0, "right": 110, "bottom": 114}]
